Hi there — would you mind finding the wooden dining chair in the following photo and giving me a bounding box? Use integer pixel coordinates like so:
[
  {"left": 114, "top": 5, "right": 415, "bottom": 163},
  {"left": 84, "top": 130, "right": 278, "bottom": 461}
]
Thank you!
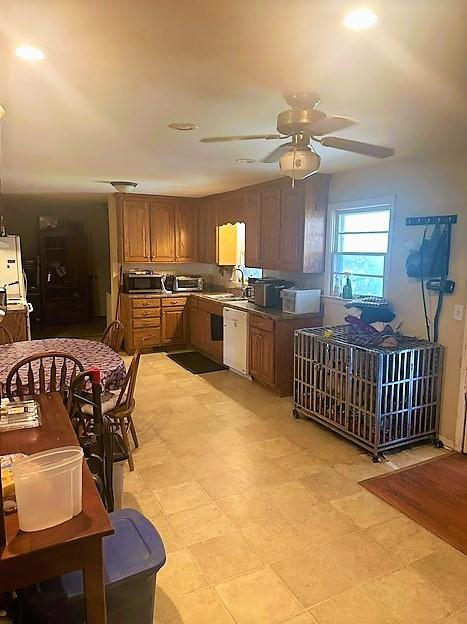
[
  {"left": 5, "top": 352, "right": 84, "bottom": 401},
  {"left": 0, "top": 325, "right": 13, "bottom": 345},
  {"left": 103, "top": 342, "right": 142, "bottom": 471},
  {"left": 101, "top": 320, "right": 124, "bottom": 353}
]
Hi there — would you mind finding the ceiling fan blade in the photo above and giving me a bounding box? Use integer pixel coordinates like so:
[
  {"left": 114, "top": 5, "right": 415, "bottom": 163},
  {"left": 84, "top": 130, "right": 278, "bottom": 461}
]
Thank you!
[
  {"left": 200, "top": 134, "right": 283, "bottom": 143},
  {"left": 309, "top": 115, "right": 357, "bottom": 136},
  {"left": 319, "top": 136, "right": 394, "bottom": 158},
  {"left": 261, "top": 143, "right": 294, "bottom": 163}
]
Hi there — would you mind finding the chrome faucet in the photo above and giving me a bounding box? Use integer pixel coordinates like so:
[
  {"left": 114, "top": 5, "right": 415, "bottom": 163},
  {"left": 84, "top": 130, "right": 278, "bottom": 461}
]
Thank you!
[{"left": 233, "top": 267, "right": 247, "bottom": 297}]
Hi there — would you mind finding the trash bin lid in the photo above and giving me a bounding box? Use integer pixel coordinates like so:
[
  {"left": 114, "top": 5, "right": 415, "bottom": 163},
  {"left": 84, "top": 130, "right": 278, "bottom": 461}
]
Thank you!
[{"left": 62, "top": 508, "right": 166, "bottom": 598}]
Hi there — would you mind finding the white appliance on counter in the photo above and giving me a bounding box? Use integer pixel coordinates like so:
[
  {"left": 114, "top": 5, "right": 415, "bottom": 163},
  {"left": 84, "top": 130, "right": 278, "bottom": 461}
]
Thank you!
[
  {"left": 223, "top": 307, "right": 249, "bottom": 376},
  {"left": 281, "top": 288, "right": 321, "bottom": 314}
]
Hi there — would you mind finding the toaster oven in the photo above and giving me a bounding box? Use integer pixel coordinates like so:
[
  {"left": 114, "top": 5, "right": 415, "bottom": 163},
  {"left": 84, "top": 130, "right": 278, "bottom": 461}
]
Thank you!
[{"left": 173, "top": 276, "right": 203, "bottom": 292}]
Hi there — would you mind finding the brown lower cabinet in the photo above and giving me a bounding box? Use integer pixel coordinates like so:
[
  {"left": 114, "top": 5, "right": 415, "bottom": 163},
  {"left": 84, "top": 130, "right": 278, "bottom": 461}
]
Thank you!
[
  {"left": 248, "top": 312, "right": 322, "bottom": 396},
  {"left": 121, "top": 294, "right": 188, "bottom": 353},
  {"left": 1, "top": 309, "right": 28, "bottom": 344},
  {"left": 189, "top": 297, "right": 224, "bottom": 362}
]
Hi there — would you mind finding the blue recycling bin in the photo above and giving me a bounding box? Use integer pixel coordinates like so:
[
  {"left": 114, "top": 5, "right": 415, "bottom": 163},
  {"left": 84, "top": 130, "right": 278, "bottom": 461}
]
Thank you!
[{"left": 19, "top": 509, "right": 166, "bottom": 624}]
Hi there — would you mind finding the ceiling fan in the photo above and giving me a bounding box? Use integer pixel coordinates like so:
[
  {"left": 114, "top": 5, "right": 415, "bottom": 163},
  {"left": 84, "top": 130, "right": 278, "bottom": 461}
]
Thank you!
[{"left": 200, "top": 93, "right": 394, "bottom": 182}]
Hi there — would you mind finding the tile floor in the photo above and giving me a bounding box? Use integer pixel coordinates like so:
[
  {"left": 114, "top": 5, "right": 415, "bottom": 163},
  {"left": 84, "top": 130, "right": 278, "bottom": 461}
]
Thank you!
[{"left": 121, "top": 352, "right": 466, "bottom": 624}]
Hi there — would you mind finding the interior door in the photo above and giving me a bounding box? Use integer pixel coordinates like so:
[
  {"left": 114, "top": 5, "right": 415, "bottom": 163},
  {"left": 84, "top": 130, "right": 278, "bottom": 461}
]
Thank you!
[
  {"left": 279, "top": 185, "right": 304, "bottom": 272},
  {"left": 260, "top": 189, "right": 281, "bottom": 269},
  {"left": 245, "top": 190, "right": 261, "bottom": 268},
  {"left": 121, "top": 199, "right": 151, "bottom": 262},
  {"left": 150, "top": 201, "right": 176, "bottom": 262},
  {"left": 176, "top": 203, "right": 196, "bottom": 262}
]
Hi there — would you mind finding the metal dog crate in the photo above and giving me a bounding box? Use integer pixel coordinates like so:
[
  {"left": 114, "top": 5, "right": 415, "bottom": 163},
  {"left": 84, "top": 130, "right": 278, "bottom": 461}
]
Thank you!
[{"left": 294, "top": 325, "right": 444, "bottom": 461}]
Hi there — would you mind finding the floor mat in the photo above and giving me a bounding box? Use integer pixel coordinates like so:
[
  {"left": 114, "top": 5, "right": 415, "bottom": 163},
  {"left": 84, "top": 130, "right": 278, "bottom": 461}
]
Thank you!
[
  {"left": 361, "top": 452, "right": 467, "bottom": 555},
  {"left": 167, "top": 351, "right": 227, "bottom": 374}
]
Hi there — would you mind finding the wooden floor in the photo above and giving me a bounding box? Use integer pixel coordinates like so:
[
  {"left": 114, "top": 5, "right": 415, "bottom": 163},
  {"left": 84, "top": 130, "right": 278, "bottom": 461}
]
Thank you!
[{"left": 361, "top": 452, "right": 467, "bottom": 555}]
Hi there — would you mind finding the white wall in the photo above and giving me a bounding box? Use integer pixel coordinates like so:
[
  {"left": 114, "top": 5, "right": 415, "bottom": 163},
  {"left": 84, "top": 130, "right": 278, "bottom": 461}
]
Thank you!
[{"left": 325, "top": 149, "right": 467, "bottom": 444}]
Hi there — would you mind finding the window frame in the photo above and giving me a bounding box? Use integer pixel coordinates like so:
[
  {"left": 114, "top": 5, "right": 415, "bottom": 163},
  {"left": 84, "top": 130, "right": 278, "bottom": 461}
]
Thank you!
[{"left": 325, "top": 196, "right": 394, "bottom": 299}]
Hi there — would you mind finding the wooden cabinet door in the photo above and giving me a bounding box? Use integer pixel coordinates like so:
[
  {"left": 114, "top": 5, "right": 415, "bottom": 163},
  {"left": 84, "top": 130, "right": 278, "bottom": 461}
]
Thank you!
[
  {"left": 162, "top": 307, "right": 187, "bottom": 345},
  {"left": 279, "top": 185, "right": 304, "bottom": 272},
  {"left": 121, "top": 199, "right": 151, "bottom": 262},
  {"left": 198, "top": 199, "right": 217, "bottom": 264},
  {"left": 176, "top": 203, "right": 196, "bottom": 262},
  {"left": 150, "top": 202, "right": 175, "bottom": 262},
  {"left": 245, "top": 190, "right": 261, "bottom": 268},
  {"left": 260, "top": 330, "right": 275, "bottom": 385},
  {"left": 191, "top": 306, "right": 206, "bottom": 348},
  {"left": 249, "top": 327, "right": 263, "bottom": 378},
  {"left": 260, "top": 190, "right": 281, "bottom": 269}
]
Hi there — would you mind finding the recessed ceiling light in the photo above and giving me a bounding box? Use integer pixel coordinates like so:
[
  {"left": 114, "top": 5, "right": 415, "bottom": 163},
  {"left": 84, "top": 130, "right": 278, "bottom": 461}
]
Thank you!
[
  {"left": 15, "top": 45, "right": 46, "bottom": 61},
  {"left": 235, "top": 158, "right": 255, "bottom": 164},
  {"left": 343, "top": 8, "right": 378, "bottom": 30},
  {"left": 168, "top": 122, "right": 198, "bottom": 131}
]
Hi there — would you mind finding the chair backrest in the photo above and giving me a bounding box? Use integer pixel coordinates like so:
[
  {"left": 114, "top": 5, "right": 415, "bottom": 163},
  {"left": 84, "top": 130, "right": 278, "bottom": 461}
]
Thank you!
[
  {"left": 114, "top": 341, "right": 143, "bottom": 412},
  {"left": 0, "top": 325, "right": 13, "bottom": 345},
  {"left": 6, "top": 352, "right": 85, "bottom": 401},
  {"left": 101, "top": 320, "right": 124, "bottom": 353}
]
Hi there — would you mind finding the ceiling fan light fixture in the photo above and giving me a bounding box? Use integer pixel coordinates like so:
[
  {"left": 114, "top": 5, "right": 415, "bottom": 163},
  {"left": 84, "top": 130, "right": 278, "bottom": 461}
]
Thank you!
[
  {"left": 110, "top": 181, "right": 138, "bottom": 193},
  {"left": 279, "top": 149, "right": 321, "bottom": 180},
  {"left": 343, "top": 8, "right": 378, "bottom": 30}
]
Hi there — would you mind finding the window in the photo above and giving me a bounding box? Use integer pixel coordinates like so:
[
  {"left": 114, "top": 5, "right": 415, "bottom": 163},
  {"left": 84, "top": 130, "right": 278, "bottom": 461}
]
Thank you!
[{"left": 329, "top": 200, "right": 392, "bottom": 298}]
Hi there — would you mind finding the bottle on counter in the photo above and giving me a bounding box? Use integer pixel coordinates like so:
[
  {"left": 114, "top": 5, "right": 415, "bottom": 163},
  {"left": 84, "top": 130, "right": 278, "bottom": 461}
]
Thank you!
[{"left": 342, "top": 273, "right": 353, "bottom": 299}]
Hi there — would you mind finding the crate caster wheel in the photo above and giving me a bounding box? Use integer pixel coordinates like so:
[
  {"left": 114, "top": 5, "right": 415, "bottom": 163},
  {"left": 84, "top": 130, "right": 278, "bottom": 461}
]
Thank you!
[
  {"left": 372, "top": 454, "right": 380, "bottom": 463},
  {"left": 433, "top": 439, "right": 444, "bottom": 449},
  {"left": 293, "top": 409, "right": 301, "bottom": 420}
]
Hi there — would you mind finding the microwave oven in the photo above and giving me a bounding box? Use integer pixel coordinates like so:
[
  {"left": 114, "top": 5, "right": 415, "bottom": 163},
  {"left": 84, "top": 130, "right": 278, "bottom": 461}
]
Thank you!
[
  {"left": 173, "top": 276, "right": 203, "bottom": 292},
  {"left": 280, "top": 288, "right": 321, "bottom": 314},
  {"left": 122, "top": 271, "right": 166, "bottom": 294}
]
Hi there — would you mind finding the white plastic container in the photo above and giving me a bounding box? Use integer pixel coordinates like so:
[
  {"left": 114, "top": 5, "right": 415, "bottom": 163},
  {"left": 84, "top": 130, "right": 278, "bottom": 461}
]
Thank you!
[
  {"left": 13, "top": 446, "right": 83, "bottom": 532},
  {"left": 280, "top": 288, "right": 321, "bottom": 314}
]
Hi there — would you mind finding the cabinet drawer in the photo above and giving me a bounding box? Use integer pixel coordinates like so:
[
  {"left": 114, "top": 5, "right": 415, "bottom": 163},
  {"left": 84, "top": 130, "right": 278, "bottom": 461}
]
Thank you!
[
  {"left": 249, "top": 313, "right": 275, "bottom": 332},
  {"left": 133, "top": 307, "right": 161, "bottom": 319},
  {"left": 133, "top": 327, "right": 161, "bottom": 347},
  {"left": 133, "top": 318, "right": 161, "bottom": 329},
  {"left": 132, "top": 298, "right": 161, "bottom": 309},
  {"left": 162, "top": 297, "right": 187, "bottom": 307}
]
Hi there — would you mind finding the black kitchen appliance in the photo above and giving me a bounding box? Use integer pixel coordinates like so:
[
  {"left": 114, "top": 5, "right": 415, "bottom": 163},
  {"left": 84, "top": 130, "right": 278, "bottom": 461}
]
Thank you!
[
  {"left": 122, "top": 270, "right": 167, "bottom": 294},
  {"left": 253, "top": 278, "right": 295, "bottom": 308}
]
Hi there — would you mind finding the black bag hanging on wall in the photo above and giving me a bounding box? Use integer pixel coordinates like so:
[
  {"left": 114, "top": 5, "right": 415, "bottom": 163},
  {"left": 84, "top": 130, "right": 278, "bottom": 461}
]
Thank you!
[{"left": 406, "top": 225, "right": 449, "bottom": 279}]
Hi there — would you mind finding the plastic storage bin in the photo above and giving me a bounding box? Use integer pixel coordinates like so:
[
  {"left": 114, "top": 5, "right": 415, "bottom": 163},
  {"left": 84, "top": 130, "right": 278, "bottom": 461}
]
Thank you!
[
  {"left": 13, "top": 446, "right": 83, "bottom": 532},
  {"left": 20, "top": 508, "right": 167, "bottom": 624}
]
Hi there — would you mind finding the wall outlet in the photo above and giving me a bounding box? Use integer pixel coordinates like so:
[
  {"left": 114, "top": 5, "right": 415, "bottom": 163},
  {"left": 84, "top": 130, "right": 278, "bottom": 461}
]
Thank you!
[{"left": 453, "top": 304, "right": 464, "bottom": 321}]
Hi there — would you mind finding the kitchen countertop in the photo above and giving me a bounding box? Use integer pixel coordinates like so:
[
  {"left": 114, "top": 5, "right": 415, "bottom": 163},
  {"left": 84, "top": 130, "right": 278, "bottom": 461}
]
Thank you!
[{"left": 122, "top": 290, "right": 323, "bottom": 321}]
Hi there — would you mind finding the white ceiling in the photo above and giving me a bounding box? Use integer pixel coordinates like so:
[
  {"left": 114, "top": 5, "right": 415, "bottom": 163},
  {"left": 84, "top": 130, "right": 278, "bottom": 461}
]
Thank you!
[{"left": 1, "top": 0, "right": 466, "bottom": 197}]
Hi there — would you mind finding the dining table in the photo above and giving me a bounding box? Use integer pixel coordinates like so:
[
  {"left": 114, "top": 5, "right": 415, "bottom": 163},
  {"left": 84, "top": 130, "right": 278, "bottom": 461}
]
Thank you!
[
  {"left": 0, "top": 337, "right": 126, "bottom": 395},
  {"left": 0, "top": 392, "right": 114, "bottom": 623}
]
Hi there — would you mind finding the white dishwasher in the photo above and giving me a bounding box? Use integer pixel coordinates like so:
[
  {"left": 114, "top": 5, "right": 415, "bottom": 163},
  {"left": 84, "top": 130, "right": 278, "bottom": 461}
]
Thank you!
[{"left": 223, "top": 307, "right": 249, "bottom": 375}]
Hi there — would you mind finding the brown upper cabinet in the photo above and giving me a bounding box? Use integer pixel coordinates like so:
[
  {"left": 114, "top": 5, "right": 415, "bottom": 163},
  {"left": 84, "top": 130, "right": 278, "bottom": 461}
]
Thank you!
[
  {"left": 197, "top": 197, "right": 218, "bottom": 264},
  {"left": 117, "top": 195, "right": 196, "bottom": 263},
  {"left": 118, "top": 198, "right": 152, "bottom": 262},
  {"left": 175, "top": 201, "right": 197, "bottom": 263},
  {"left": 150, "top": 201, "right": 176, "bottom": 262},
  {"left": 217, "top": 190, "right": 245, "bottom": 226},
  {"left": 244, "top": 175, "right": 330, "bottom": 273}
]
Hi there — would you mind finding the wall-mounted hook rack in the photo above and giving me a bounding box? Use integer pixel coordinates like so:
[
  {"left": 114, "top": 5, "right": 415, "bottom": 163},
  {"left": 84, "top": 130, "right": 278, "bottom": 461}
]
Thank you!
[{"left": 406, "top": 215, "right": 457, "bottom": 226}]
